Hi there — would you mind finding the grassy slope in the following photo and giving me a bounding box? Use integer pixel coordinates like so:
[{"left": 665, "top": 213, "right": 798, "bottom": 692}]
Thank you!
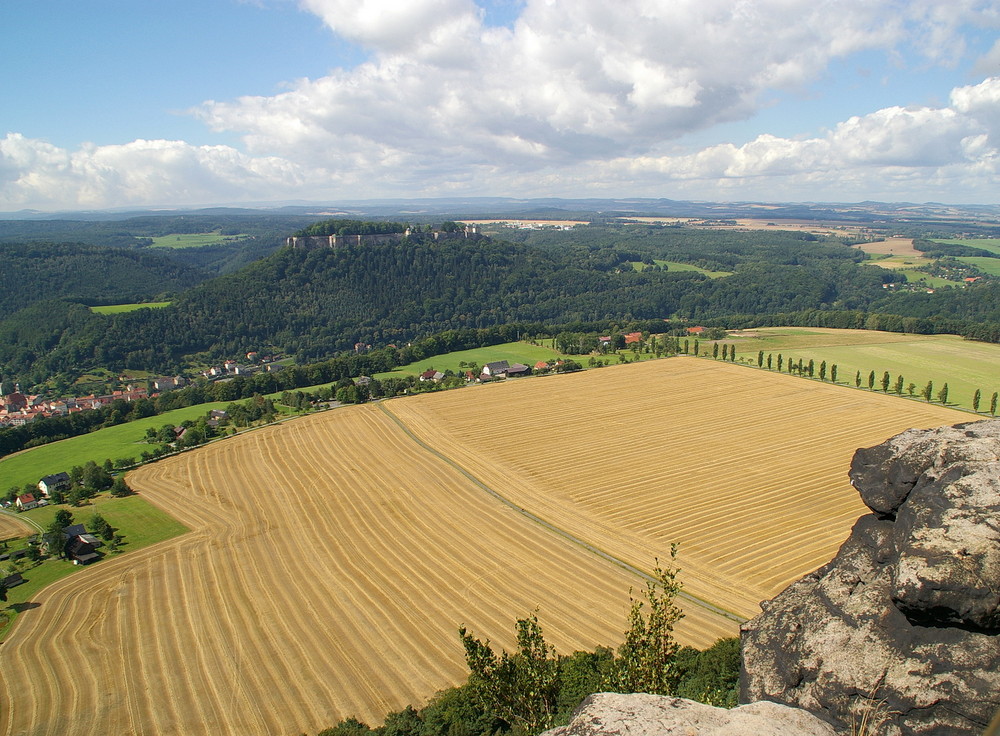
[
  {"left": 957, "top": 257, "right": 1000, "bottom": 276},
  {"left": 149, "top": 232, "right": 248, "bottom": 248},
  {"left": 630, "top": 260, "right": 732, "bottom": 278},
  {"left": 0, "top": 402, "right": 229, "bottom": 491},
  {"left": 931, "top": 238, "right": 1000, "bottom": 255},
  {"left": 1, "top": 493, "right": 188, "bottom": 638},
  {"left": 721, "top": 327, "right": 1000, "bottom": 412},
  {"left": 90, "top": 301, "right": 171, "bottom": 314},
  {"left": 377, "top": 342, "right": 574, "bottom": 378}
]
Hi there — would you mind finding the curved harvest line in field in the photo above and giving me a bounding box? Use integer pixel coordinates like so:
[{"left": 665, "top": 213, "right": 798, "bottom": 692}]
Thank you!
[
  {"left": 0, "top": 400, "right": 733, "bottom": 736},
  {"left": 0, "top": 358, "right": 967, "bottom": 736}
]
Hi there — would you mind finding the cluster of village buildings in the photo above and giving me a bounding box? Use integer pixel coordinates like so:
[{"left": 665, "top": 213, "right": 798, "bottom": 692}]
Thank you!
[{"left": 0, "top": 385, "right": 161, "bottom": 428}]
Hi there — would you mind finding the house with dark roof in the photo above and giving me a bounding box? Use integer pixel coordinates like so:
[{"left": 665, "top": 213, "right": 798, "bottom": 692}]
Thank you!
[
  {"left": 38, "top": 472, "right": 71, "bottom": 497},
  {"left": 507, "top": 363, "right": 531, "bottom": 378},
  {"left": 67, "top": 538, "right": 99, "bottom": 565},
  {"left": 482, "top": 360, "right": 510, "bottom": 377}
]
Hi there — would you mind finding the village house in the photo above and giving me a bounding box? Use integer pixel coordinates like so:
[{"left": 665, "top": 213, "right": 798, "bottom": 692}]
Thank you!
[
  {"left": 624, "top": 332, "right": 643, "bottom": 345},
  {"left": 482, "top": 360, "right": 510, "bottom": 378},
  {"left": 507, "top": 363, "right": 531, "bottom": 378},
  {"left": 15, "top": 493, "right": 39, "bottom": 511},
  {"left": 419, "top": 369, "right": 445, "bottom": 383},
  {"left": 38, "top": 472, "right": 71, "bottom": 497}
]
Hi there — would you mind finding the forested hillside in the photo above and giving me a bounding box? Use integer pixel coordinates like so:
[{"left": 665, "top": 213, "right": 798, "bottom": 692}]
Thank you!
[
  {"left": 0, "top": 242, "right": 206, "bottom": 317},
  {"left": 0, "top": 224, "right": 893, "bottom": 382},
  {"left": 4, "top": 221, "right": 1000, "bottom": 384}
]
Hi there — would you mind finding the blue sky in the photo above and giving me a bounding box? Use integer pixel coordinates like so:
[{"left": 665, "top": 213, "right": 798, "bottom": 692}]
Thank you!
[{"left": 2, "top": 0, "right": 999, "bottom": 210}]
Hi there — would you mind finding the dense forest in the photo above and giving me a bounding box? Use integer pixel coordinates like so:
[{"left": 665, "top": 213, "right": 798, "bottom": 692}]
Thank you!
[
  {"left": 2, "top": 219, "right": 999, "bottom": 385},
  {"left": 0, "top": 224, "right": 898, "bottom": 382},
  {"left": 0, "top": 242, "right": 207, "bottom": 317}
]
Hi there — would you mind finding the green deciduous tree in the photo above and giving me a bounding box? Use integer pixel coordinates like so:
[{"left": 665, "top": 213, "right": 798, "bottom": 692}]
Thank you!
[
  {"left": 992, "top": 392, "right": 998, "bottom": 416},
  {"left": 868, "top": 371, "right": 876, "bottom": 390},
  {"left": 973, "top": 388, "right": 982, "bottom": 412},
  {"left": 881, "top": 371, "right": 890, "bottom": 392},
  {"left": 712, "top": 343, "right": 719, "bottom": 359},
  {"left": 605, "top": 548, "right": 684, "bottom": 696},
  {"left": 757, "top": 351, "right": 764, "bottom": 368},
  {"left": 460, "top": 613, "right": 559, "bottom": 735},
  {"left": 819, "top": 360, "right": 827, "bottom": 381},
  {"left": 855, "top": 370, "right": 862, "bottom": 388},
  {"left": 776, "top": 354, "right": 783, "bottom": 372},
  {"left": 830, "top": 364, "right": 838, "bottom": 383},
  {"left": 922, "top": 380, "right": 934, "bottom": 402}
]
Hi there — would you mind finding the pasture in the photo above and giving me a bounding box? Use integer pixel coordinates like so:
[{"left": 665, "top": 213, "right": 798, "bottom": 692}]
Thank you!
[
  {"left": 931, "top": 237, "right": 1000, "bottom": 255},
  {"left": 90, "top": 301, "right": 171, "bottom": 314},
  {"left": 720, "top": 327, "right": 1000, "bottom": 412},
  {"left": 958, "top": 257, "right": 1000, "bottom": 276},
  {"left": 0, "top": 402, "right": 229, "bottom": 491},
  {"left": 0, "top": 358, "right": 968, "bottom": 736},
  {"left": 377, "top": 342, "right": 573, "bottom": 378},
  {"left": 629, "top": 260, "right": 732, "bottom": 278},
  {"left": 149, "top": 231, "right": 248, "bottom": 248}
]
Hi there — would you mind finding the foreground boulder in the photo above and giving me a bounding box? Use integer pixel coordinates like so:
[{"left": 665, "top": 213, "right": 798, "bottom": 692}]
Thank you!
[
  {"left": 545, "top": 693, "right": 836, "bottom": 736},
  {"left": 741, "top": 420, "right": 1000, "bottom": 735}
]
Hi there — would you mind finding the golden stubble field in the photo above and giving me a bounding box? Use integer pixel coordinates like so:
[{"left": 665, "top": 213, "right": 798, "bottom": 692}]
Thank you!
[{"left": 0, "top": 359, "right": 967, "bottom": 736}]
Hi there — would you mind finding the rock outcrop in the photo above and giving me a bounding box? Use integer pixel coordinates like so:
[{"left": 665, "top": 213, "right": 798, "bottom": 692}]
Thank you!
[
  {"left": 545, "top": 693, "right": 836, "bottom": 736},
  {"left": 741, "top": 419, "right": 1000, "bottom": 735}
]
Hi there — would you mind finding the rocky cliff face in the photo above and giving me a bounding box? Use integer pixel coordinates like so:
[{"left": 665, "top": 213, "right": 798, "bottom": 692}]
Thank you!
[{"left": 741, "top": 419, "right": 1000, "bottom": 735}]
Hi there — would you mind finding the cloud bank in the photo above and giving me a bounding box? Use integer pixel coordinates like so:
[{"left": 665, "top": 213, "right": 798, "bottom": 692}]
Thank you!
[{"left": 2, "top": 0, "right": 999, "bottom": 209}]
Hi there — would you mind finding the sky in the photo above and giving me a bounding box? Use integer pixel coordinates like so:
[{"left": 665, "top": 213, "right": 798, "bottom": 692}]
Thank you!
[{"left": 2, "top": 0, "right": 1000, "bottom": 211}]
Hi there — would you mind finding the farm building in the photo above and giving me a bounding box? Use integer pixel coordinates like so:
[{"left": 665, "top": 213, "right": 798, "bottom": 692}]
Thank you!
[
  {"left": 38, "top": 472, "right": 71, "bottom": 497},
  {"left": 15, "top": 494, "right": 38, "bottom": 511},
  {"left": 482, "top": 360, "right": 510, "bottom": 377}
]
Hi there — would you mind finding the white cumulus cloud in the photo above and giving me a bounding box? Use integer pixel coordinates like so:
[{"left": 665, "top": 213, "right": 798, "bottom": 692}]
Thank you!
[{"left": 3, "top": 0, "right": 1000, "bottom": 209}]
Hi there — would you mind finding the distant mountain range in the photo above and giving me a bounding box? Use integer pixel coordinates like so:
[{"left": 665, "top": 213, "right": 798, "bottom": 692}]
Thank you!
[{"left": 3, "top": 197, "right": 999, "bottom": 226}]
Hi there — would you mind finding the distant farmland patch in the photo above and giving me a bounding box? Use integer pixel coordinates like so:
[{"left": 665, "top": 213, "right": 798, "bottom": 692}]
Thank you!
[
  {"left": 721, "top": 327, "right": 1000, "bottom": 412},
  {"left": 629, "top": 260, "right": 732, "bottom": 278},
  {"left": 149, "top": 231, "right": 249, "bottom": 248},
  {"left": 0, "top": 358, "right": 968, "bottom": 736},
  {"left": 90, "top": 301, "right": 170, "bottom": 314},
  {"left": 957, "top": 256, "right": 1000, "bottom": 276},
  {"left": 931, "top": 238, "right": 1000, "bottom": 255}
]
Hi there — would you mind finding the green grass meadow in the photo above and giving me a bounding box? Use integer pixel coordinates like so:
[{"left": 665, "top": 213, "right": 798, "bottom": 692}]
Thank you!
[
  {"left": 720, "top": 327, "right": 1000, "bottom": 412},
  {"left": 377, "top": 341, "right": 574, "bottom": 379},
  {"left": 1, "top": 402, "right": 229, "bottom": 491},
  {"left": 630, "top": 260, "right": 732, "bottom": 278},
  {"left": 149, "top": 232, "right": 248, "bottom": 248},
  {"left": 931, "top": 238, "right": 1000, "bottom": 255},
  {"left": 90, "top": 301, "right": 171, "bottom": 314},
  {"left": 957, "top": 257, "right": 1000, "bottom": 276}
]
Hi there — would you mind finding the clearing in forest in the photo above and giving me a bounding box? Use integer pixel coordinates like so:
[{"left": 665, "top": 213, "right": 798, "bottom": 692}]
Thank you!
[{"left": 0, "top": 358, "right": 967, "bottom": 736}]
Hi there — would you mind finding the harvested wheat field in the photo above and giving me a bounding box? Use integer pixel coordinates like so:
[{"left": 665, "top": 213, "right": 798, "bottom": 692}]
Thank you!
[
  {"left": 0, "top": 512, "right": 31, "bottom": 542},
  {"left": 388, "top": 358, "right": 966, "bottom": 616},
  {"left": 0, "top": 399, "right": 732, "bottom": 736},
  {"left": 0, "top": 358, "right": 966, "bottom": 736}
]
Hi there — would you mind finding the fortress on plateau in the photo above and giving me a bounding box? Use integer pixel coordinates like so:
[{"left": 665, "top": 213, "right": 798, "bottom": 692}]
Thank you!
[{"left": 286, "top": 224, "right": 483, "bottom": 250}]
